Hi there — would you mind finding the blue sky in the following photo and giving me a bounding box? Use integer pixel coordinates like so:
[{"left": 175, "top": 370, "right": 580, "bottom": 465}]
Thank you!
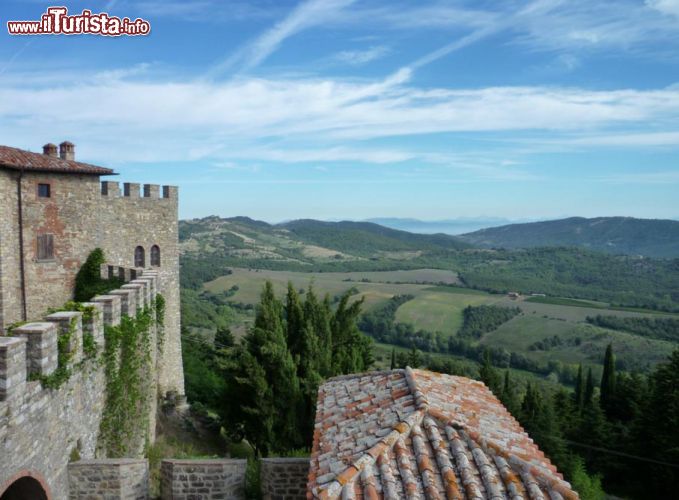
[{"left": 1, "top": 0, "right": 678, "bottom": 222}]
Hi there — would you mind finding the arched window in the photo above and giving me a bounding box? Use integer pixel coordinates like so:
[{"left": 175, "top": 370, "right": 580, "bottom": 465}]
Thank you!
[
  {"left": 151, "top": 245, "right": 161, "bottom": 267},
  {"left": 134, "top": 246, "right": 145, "bottom": 268}
]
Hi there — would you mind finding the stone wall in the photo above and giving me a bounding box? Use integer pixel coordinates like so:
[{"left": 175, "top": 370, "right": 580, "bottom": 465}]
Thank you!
[
  {"left": 0, "top": 170, "right": 183, "bottom": 397},
  {"left": 68, "top": 459, "right": 148, "bottom": 499},
  {"left": 161, "top": 459, "right": 247, "bottom": 499},
  {"left": 0, "top": 271, "right": 160, "bottom": 499},
  {"left": 261, "top": 458, "right": 309, "bottom": 500}
]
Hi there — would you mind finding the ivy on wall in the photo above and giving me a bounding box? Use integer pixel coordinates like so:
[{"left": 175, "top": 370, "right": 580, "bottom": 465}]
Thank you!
[{"left": 99, "top": 299, "right": 163, "bottom": 457}]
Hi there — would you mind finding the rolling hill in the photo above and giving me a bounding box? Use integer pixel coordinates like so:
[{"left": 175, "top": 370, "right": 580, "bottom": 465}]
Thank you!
[{"left": 457, "top": 216, "right": 679, "bottom": 258}]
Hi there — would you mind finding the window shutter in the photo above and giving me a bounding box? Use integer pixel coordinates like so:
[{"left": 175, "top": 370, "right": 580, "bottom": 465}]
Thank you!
[{"left": 37, "top": 234, "right": 54, "bottom": 260}]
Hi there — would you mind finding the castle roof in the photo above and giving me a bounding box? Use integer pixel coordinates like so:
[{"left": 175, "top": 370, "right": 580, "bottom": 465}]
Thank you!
[
  {"left": 308, "top": 368, "right": 578, "bottom": 500},
  {"left": 0, "top": 145, "right": 115, "bottom": 176}
]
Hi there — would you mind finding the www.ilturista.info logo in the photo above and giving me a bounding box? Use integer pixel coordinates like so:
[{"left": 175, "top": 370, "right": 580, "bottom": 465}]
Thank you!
[{"left": 7, "top": 6, "right": 151, "bottom": 36}]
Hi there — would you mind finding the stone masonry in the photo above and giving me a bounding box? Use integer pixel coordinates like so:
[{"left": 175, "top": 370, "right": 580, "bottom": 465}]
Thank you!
[
  {"left": 160, "top": 459, "right": 247, "bottom": 500},
  {"left": 261, "top": 458, "right": 309, "bottom": 500},
  {"left": 0, "top": 269, "right": 160, "bottom": 499},
  {"left": 0, "top": 163, "right": 184, "bottom": 398},
  {"left": 68, "top": 459, "right": 149, "bottom": 500}
]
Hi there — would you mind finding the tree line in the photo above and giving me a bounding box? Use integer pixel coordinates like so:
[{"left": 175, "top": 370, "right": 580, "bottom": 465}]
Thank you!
[{"left": 587, "top": 314, "right": 679, "bottom": 342}]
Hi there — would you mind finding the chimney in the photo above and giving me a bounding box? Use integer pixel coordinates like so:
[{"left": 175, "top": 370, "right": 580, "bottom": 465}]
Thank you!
[
  {"left": 43, "top": 143, "right": 58, "bottom": 158},
  {"left": 59, "top": 141, "right": 75, "bottom": 161}
]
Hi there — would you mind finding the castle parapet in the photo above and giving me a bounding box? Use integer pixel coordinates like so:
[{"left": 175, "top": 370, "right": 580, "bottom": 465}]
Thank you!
[
  {"left": 0, "top": 269, "right": 159, "bottom": 406},
  {"left": 45, "top": 311, "right": 83, "bottom": 365},
  {"left": 123, "top": 182, "right": 140, "bottom": 197},
  {"left": 0, "top": 337, "right": 26, "bottom": 401},
  {"left": 101, "top": 181, "right": 177, "bottom": 200},
  {"left": 91, "top": 295, "right": 122, "bottom": 326},
  {"left": 80, "top": 302, "right": 105, "bottom": 348},
  {"left": 11, "top": 323, "right": 58, "bottom": 377}
]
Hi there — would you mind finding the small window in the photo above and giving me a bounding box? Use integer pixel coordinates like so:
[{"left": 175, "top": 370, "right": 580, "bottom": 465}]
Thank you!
[
  {"left": 151, "top": 245, "right": 161, "bottom": 267},
  {"left": 38, "top": 183, "right": 51, "bottom": 198},
  {"left": 134, "top": 246, "right": 145, "bottom": 268},
  {"left": 37, "top": 234, "right": 54, "bottom": 260}
]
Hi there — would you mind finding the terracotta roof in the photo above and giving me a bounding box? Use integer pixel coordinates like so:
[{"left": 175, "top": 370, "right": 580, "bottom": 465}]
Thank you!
[
  {"left": 0, "top": 145, "right": 115, "bottom": 175},
  {"left": 308, "top": 368, "right": 578, "bottom": 500}
]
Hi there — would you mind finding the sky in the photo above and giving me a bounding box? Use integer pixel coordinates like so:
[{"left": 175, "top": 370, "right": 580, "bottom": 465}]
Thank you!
[{"left": 1, "top": 0, "right": 678, "bottom": 222}]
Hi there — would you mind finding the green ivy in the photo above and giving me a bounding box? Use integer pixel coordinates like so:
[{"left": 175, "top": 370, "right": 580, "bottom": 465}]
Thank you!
[
  {"left": 74, "top": 248, "right": 124, "bottom": 302},
  {"left": 33, "top": 317, "right": 77, "bottom": 389},
  {"left": 155, "top": 294, "right": 166, "bottom": 350},
  {"left": 99, "top": 305, "right": 159, "bottom": 457}
]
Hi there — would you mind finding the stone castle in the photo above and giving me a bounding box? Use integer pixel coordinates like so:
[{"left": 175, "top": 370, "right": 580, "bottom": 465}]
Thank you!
[{"left": 0, "top": 142, "right": 185, "bottom": 498}]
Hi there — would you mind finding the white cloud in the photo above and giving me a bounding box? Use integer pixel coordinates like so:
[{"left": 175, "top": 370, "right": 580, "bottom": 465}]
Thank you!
[
  {"left": 334, "top": 46, "right": 390, "bottom": 65},
  {"left": 212, "top": 0, "right": 357, "bottom": 75},
  {"left": 1, "top": 68, "right": 678, "bottom": 164},
  {"left": 647, "top": 0, "right": 679, "bottom": 18}
]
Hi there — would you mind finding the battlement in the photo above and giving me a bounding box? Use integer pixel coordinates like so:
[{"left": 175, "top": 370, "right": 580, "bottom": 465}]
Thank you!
[
  {"left": 0, "top": 269, "right": 159, "bottom": 403},
  {"left": 100, "top": 181, "right": 177, "bottom": 200}
]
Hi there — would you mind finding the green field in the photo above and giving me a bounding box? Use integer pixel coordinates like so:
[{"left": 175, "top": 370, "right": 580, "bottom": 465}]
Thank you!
[
  {"left": 204, "top": 268, "right": 458, "bottom": 311},
  {"left": 203, "top": 268, "right": 677, "bottom": 373},
  {"left": 394, "top": 291, "right": 503, "bottom": 335}
]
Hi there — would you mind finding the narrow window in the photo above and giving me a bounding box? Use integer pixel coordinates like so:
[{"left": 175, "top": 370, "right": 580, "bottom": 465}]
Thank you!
[
  {"left": 134, "top": 246, "right": 145, "bottom": 268},
  {"left": 37, "top": 234, "right": 54, "bottom": 260},
  {"left": 151, "top": 245, "right": 161, "bottom": 267},
  {"left": 38, "top": 183, "right": 51, "bottom": 198}
]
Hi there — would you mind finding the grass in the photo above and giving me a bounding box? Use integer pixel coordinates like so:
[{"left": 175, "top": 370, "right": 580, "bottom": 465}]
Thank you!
[
  {"left": 394, "top": 291, "right": 501, "bottom": 335},
  {"left": 203, "top": 268, "right": 458, "bottom": 311},
  {"left": 479, "top": 314, "right": 676, "bottom": 371}
]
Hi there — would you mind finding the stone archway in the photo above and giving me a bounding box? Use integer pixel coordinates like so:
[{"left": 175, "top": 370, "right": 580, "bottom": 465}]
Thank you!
[{"left": 0, "top": 471, "right": 51, "bottom": 500}]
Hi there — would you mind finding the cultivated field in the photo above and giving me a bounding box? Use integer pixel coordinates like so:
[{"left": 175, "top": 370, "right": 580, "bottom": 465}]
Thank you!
[{"left": 204, "top": 267, "right": 677, "bottom": 372}]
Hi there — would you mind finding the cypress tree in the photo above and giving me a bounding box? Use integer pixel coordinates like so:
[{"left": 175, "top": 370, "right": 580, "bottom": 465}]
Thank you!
[
  {"left": 600, "top": 343, "right": 616, "bottom": 418},
  {"left": 285, "top": 283, "right": 305, "bottom": 362},
  {"left": 574, "top": 363, "right": 585, "bottom": 411},
  {"left": 479, "top": 349, "right": 501, "bottom": 394},
  {"left": 584, "top": 367, "right": 595, "bottom": 407},
  {"left": 390, "top": 348, "right": 396, "bottom": 370}
]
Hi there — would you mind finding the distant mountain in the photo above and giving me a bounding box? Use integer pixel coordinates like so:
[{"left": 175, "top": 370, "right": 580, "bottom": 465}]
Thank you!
[
  {"left": 365, "top": 217, "right": 517, "bottom": 235},
  {"left": 179, "top": 216, "right": 471, "bottom": 265},
  {"left": 457, "top": 217, "right": 679, "bottom": 258}
]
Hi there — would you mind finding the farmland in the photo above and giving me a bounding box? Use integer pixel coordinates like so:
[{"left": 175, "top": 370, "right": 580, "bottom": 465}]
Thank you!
[{"left": 200, "top": 267, "right": 677, "bottom": 374}]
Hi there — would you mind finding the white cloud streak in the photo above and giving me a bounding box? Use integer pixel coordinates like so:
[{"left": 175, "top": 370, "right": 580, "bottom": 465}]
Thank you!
[
  {"left": 2, "top": 69, "right": 678, "bottom": 164},
  {"left": 211, "top": 0, "right": 357, "bottom": 76}
]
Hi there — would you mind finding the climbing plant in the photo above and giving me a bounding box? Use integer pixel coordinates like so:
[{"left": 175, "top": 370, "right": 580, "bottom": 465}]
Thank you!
[
  {"left": 99, "top": 303, "right": 160, "bottom": 457},
  {"left": 74, "top": 248, "right": 124, "bottom": 302},
  {"left": 31, "top": 316, "right": 77, "bottom": 389},
  {"left": 155, "top": 294, "right": 166, "bottom": 351}
]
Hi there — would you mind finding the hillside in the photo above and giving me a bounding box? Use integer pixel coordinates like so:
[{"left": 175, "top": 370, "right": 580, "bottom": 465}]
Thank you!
[
  {"left": 179, "top": 216, "right": 679, "bottom": 311},
  {"left": 458, "top": 216, "right": 679, "bottom": 258}
]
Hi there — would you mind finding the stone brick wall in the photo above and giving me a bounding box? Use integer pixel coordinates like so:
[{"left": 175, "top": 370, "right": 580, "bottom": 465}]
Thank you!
[
  {"left": 161, "top": 459, "right": 247, "bottom": 499},
  {"left": 68, "top": 459, "right": 148, "bottom": 499},
  {"left": 261, "top": 458, "right": 309, "bottom": 500},
  {"left": 0, "top": 171, "right": 183, "bottom": 398},
  {"left": 0, "top": 271, "right": 160, "bottom": 499}
]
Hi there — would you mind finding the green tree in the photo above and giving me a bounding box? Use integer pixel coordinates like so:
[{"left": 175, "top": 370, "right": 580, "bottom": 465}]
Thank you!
[
  {"left": 407, "top": 346, "right": 422, "bottom": 368},
  {"left": 390, "top": 348, "right": 396, "bottom": 370},
  {"left": 500, "top": 370, "right": 519, "bottom": 416},
  {"left": 599, "top": 344, "right": 616, "bottom": 418},
  {"left": 574, "top": 364, "right": 585, "bottom": 411},
  {"left": 215, "top": 327, "right": 234, "bottom": 349},
  {"left": 584, "top": 368, "right": 595, "bottom": 407},
  {"left": 479, "top": 349, "right": 501, "bottom": 394}
]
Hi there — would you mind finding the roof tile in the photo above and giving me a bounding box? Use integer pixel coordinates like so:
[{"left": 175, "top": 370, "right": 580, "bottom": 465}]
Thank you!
[
  {"left": 0, "top": 145, "right": 115, "bottom": 175},
  {"left": 308, "top": 368, "right": 578, "bottom": 499}
]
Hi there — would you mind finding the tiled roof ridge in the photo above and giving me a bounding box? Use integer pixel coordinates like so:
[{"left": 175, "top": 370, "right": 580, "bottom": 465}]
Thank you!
[
  {"left": 404, "top": 366, "right": 430, "bottom": 410},
  {"left": 0, "top": 145, "right": 115, "bottom": 175},
  {"left": 314, "top": 408, "right": 426, "bottom": 499},
  {"left": 323, "top": 368, "right": 403, "bottom": 384},
  {"left": 425, "top": 394, "right": 578, "bottom": 500}
]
